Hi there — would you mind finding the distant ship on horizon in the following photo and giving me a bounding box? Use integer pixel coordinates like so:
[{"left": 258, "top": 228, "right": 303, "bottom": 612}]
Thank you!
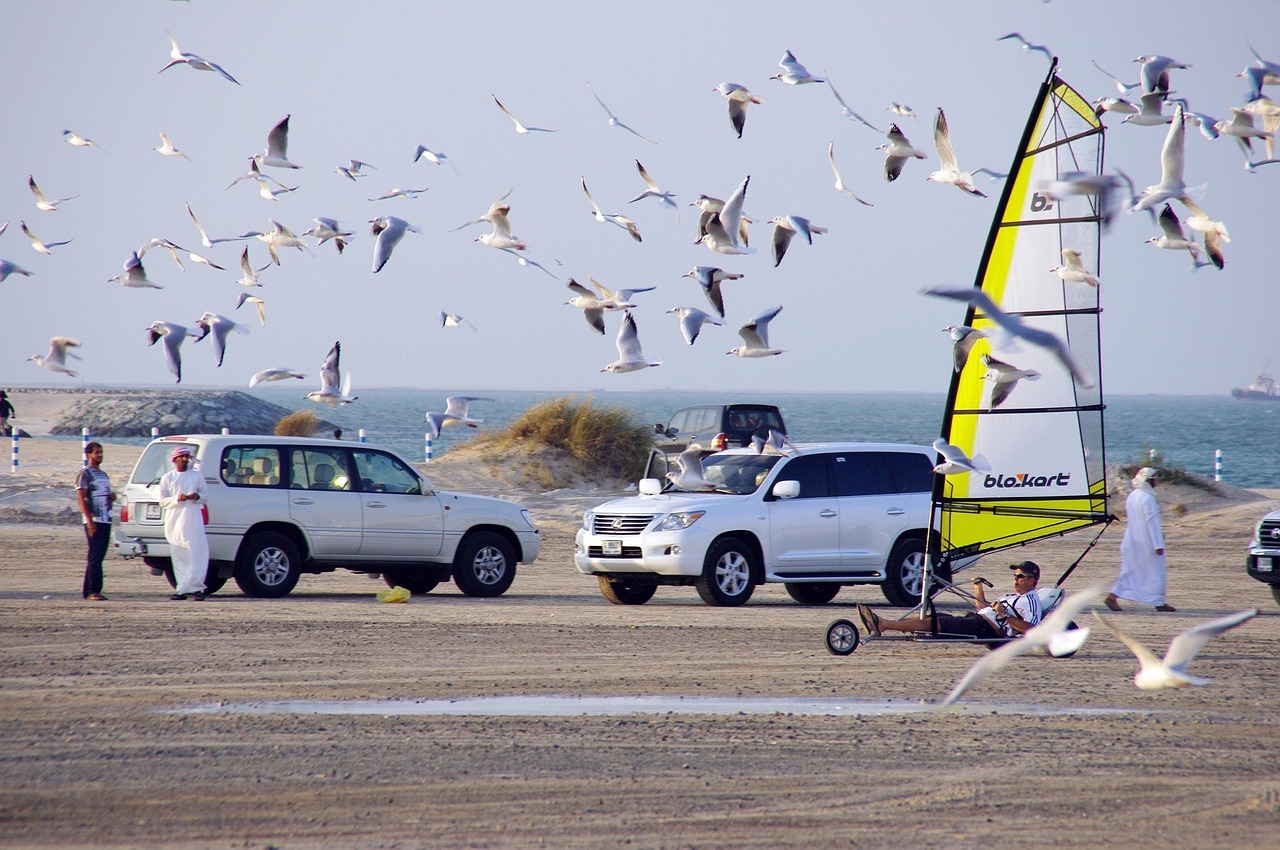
[{"left": 1232, "top": 364, "right": 1277, "bottom": 401}]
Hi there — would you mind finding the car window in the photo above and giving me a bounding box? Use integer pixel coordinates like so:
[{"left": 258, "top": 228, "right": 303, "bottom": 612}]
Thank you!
[
  {"left": 222, "top": 446, "right": 283, "bottom": 488},
  {"left": 770, "top": 454, "right": 830, "bottom": 499},
  {"left": 833, "top": 453, "right": 891, "bottom": 496},
  {"left": 131, "top": 442, "right": 197, "bottom": 485},
  {"left": 666, "top": 410, "right": 688, "bottom": 433},
  {"left": 352, "top": 449, "right": 422, "bottom": 495},
  {"left": 290, "top": 447, "right": 354, "bottom": 491},
  {"left": 689, "top": 407, "right": 713, "bottom": 432},
  {"left": 700, "top": 454, "right": 782, "bottom": 494},
  {"left": 883, "top": 452, "right": 933, "bottom": 493}
]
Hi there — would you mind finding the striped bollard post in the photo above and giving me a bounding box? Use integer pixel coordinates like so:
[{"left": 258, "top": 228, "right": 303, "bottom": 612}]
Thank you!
[
  {"left": 425, "top": 432, "right": 433, "bottom": 463},
  {"left": 221, "top": 427, "right": 229, "bottom": 435},
  {"left": 1214, "top": 449, "right": 1222, "bottom": 482},
  {"left": 151, "top": 427, "right": 159, "bottom": 438},
  {"left": 82, "top": 426, "right": 90, "bottom": 467},
  {"left": 10, "top": 429, "right": 17, "bottom": 473},
  {"left": 358, "top": 428, "right": 367, "bottom": 444}
]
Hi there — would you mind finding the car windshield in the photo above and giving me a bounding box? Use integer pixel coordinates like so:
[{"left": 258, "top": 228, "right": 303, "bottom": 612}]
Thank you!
[{"left": 671, "top": 453, "right": 782, "bottom": 495}]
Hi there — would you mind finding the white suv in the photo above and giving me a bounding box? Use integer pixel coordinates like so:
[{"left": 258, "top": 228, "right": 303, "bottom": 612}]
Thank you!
[
  {"left": 113, "top": 435, "right": 540, "bottom": 598},
  {"left": 575, "top": 443, "right": 933, "bottom": 606}
]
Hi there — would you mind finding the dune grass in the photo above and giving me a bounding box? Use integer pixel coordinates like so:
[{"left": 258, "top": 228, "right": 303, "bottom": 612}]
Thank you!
[
  {"left": 274, "top": 409, "right": 320, "bottom": 437},
  {"left": 1119, "top": 446, "right": 1220, "bottom": 494},
  {"left": 470, "top": 396, "right": 653, "bottom": 484}
]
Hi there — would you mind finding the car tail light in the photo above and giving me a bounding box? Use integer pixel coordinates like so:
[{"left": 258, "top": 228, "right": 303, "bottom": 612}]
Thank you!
[
  {"left": 711, "top": 433, "right": 726, "bottom": 451},
  {"left": 120, "top": 501, "right": 129, "bottom": 523}
]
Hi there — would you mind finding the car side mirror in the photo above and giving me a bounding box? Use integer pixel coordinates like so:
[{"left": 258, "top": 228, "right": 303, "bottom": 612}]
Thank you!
[
  {"left": 638, "top": 478, "right": 664, "bottom": 496},
  {"left": 653, "top": 423, "right": 664, "bottom": 433},
  {"left": 772, "top": 480, "right": 800, "bottom": 500}
]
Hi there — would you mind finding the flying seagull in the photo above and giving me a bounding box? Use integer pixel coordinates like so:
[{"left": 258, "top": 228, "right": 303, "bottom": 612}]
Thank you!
[
  {"left": 109, "top": 251, "right": 162, "bottom": 289},
  {"left": 306, "top": 341, "right": 357, "bottom": 407},
  {"left": 28, "top": 175, "right": 78, "bottom": 211},
  {"left": 1052, "top": 248, "right": 1102, "bottom": 287},
  {"left": 253, "top": 115, "right": 301, "bottom": 169},
  {"left": 302, "top": 218, "right": 354, "bottom": 254},
  {"left": 236, "top": 246, "right": 271, "bottom": 287},
  {"left": 769, "top": 216, "right": 827, "bottom": 267},
  {"left": 928, "top": 108, "right": 987, "bottom": 197},
  {"left": 369, "top": 216, "right": 421, "bottom": 272},
  {"left": 412, "top": 145, "right": 458, "bottom": 174},
  {"left": 424, "top": 396, "right": 493, "bottom": 439},
  {"left": 62, "top": 129, "right": 105, "bottom": 151},
  {"left": 878, "top": 124, "right": 927, "bottom": 182},
  {"left": 666, "top": 306, "right": 723, "bottom": 345},
  {"left": 28, "top": 336, "right": 82, "bottom": 378},
  {"left": 826, "top": 77, "right": 882, "bottom": 131},
  {"left": 713, "top": 83, "right": 763, "bottom": 138},
  {"left": 666, "top": 444, "right": 715, "bottom": 491},
  {"left": 186, "top": 203, "right": 248, "bottom": 248},
  {"left": 982, "top": 353, "right": 1041, "bottom": 408},
  {"left": 727, "top": 305, "right": 784, "bottom": 358},
  {"left": 192, "top": 312, "right": 249, "bottom": 367},
  {"left": 944, "top": 325, "right": 986, "bottom": 372},
  {"left": 335, "top": 159, "right": 376, "bottom": 180},
  {"left": 0, "top": 260, "right": 35, "bottom": 282},
  {"left": 827, "top": 142, "right": 873, "bottom": 205},
  {"left": 249, "top": 367, "right": 305, "bottom": 388},
  {"left": 146, "top": 321, "right": 194, "bottom": 383},
  {"left": 20, "top": 221, "right": 71, "bottom": 255},
  {"left": 931, "top": 438, "right": 990, "bottom": 475},
  {"left": 587, "top": 82, "right": 656, "bottom": 143},
  {"left": 601, "top": 310, "right": 661, "bottom": 373},
  {"left": 997, "top": 33, "right": 1053, "bottom": 62},
  {"left": 236, "top": 292, "right": 267, "bottom": 325},
  {"left": 1146, "top": 203, "right": 1204, "bottom": 263},
  {"left": 628, "top": 160, "right": 677, "bottom": 211},
  {"left": 492, "top": 95, "right": 558, "bottom": 133},
  {"left": 581, "top": 177, "right": 643, "bottom": 242},
  {"left": 153, "top": 132, "right": 191, "bottom": 161},
  {"left": 1092, "top": 609, "right": 1257, "bottom": 690},
  {"left": 157, "top": 31, "right": 239, "bottom": 84},
  {"left": 695, "top": 176, "right": 753, "bottom": 255},
  {"left": 681, "top": 266, "right": 742, "bottom": 317},
  {"left": 770, "top": 50, "right": 825, "bottom": 85},
  {"left": 440, "top": 311, "right": 478, "bottom": 331},
  {"left": 564, "top": 278, "right": 613, "bottom": 335}
]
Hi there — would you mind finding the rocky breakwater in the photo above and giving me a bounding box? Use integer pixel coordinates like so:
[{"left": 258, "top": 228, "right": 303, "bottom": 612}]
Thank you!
[{"left": 49, "top": 389, "right": 333, "bottom": 437}]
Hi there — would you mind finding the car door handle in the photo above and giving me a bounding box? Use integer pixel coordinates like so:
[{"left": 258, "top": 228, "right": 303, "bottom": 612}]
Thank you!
[
  {"left": 292, "top": 497, "right": 314, "bottom": 505},
  {"left": 819, "top": 509, "right": 838, "bottom": 518},
  {"left": 365, "top": 501, "right": 386, "bottom": 509},
  {"left": 886, "top": 507, "right": 906, "bottom": 516}
]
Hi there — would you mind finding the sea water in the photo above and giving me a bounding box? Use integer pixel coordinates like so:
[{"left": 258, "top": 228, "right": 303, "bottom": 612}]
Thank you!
[{"left": 242, "top": 388, "right": 1279, "bottom": 489}]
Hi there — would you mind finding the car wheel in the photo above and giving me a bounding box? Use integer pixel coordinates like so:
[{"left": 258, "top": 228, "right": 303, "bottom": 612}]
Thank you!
[
  {"left": 382, "top": 570, "right": 439, "bottom": 595},
  {"left": 597, "top": 575, "right": 657, "bottom": 605},
  {"left": 786, "top": 582, "right": 841, "bottom": 605},
  {"left": 452, "top": 531, "right": 516, "bottom": 597},
  {"left": 234, "top": 531, "right": 302, "bottom": 598},
  {"left": 825, "top": 619, "right": 860, "bottom": 656},
  {"left": 695, "top": 537, "right": 756, "bottom": 607},
  {"left": 881, "top": 538, "right": 927, "bottom": 607},
  {"left": 1272, "top": 585, "right": 1280, "bottom": 608},
  {"left": 143, "top": 556, "right": 171, "bottom": 571},
  {"left": 162, "top": 564, "right": 227, "bottom": 594}
]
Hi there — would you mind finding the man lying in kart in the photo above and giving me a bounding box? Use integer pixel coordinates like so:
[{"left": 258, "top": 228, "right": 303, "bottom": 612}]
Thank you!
[{"left": 857, "top": 561, "right": 1043, "bottom": 639}]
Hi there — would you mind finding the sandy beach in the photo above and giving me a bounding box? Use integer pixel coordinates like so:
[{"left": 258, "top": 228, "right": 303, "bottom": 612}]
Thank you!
[{"left": 2, "top": 392, "right": 1280, "bottom": 848}]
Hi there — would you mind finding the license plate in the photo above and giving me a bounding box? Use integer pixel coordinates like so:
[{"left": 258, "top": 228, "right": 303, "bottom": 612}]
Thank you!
[
  {"left": 1258, "top": 557, "right": 1274, "bottom": 572},
  {"left": 144, "top": 503, "right": 161, "bottom": 521},
  {"left": 603, "top": 539, "right": 622, "bottom": 555}
]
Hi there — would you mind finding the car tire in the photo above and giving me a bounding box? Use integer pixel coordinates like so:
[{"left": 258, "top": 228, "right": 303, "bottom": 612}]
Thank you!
[
  {"left": 234, "top": 531, "right": 302, "bottom": 598},
  {"left": 825, "top": 619, "right": 860, "bottom": 656},
  {"left": 382, "top": 570, "right": 439, "bottom": 595},
  {"left": 452, "top": 531, "right": 516, "bottom": 597},
  {"left": 786, "top": 582, "right": 841, "bottom": 605},
  {"left": 696, "top": 537, "right": 756, "bottom": 607},
  {"left": 881, "top": 537, "right": 927, "bottom": 607},
  {"left": 143, "top": 556, "right": 171, "bottom": 571},
  {"left": 597, "top": 575, "right": 657, "bottom": 605},
  {"left": 1272, "top": 585, "right": 1280, "bottom": 607},
  {"left": 162, "top": 564, "right": 228, "bottom": 594}
]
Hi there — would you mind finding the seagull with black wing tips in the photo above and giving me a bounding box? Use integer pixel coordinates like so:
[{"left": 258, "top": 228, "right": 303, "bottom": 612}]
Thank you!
[
  {"left": 305, "top": 341, "right": 357, "bottom": 407},
  {"left": 240, "top": 220, "right": 312, "bottom": 266},
  {"left": 581, "top": 178, "right": 643, "bottom": 242},
  {"left": 828, "top": 142, "right": 873, "bottom": 205},
  {"left": 1213, "top": 107, "right": 1274, "bottom": 164},
  {"left": 473, "top": 201, "right": 527, "bottom": 251},
  {"left": 412, "top": 145, "right": 459, "bottom": 174},
  {"left": 303, "top": 218, "right": 353, "bottom": 254},
  {"left": 768, "top": 216, "right": 826, "bottom": 267},
  {"left": 1121, "top": 91, "right": 1176, "bottom": 126},
  {"left": 770, "top": 50, "right": 824, "bottom": 85},
  {"left": 450, "top": 189, "right": 514, "bottom": 233},
  {"left": 158, "top": 31, "right": 239, "bottom": 84},
  {"left": 931, "top": 438, "right": 990, "bottom": 475},
  {"left": 0, "top": 260, "right": 35, "bottom": 282},
  {"left": 253, "top": 115, "right": 301, "bottom": 169},
  {"left": 440, "top": 311, "right": 477, "bottom": 331},
  {"left": 826, "top": 76, "right": 882, "bottom": 131},
  {"left": 878, "top": 124, "right": 927, "bottom": 182},
  {"left": 666, "top": 307, "right": 722, "bottom": 345},
  {"left": 666, "top": 444, "right": 715, "bottom": 491},
  {"left": 146, "top": 321, "right": 196, "bottom": 383},
  {"left": 335, "top": 159, "right": 376, "bottom": 180},
  {"left": 28, "top": 175, "right": 78, "bottom": 211},
  {"left": 587, "top": 82, "right": 656, "bottom": 143},
  {"left": 602, "top": 311, "right": 661, "bottom": 373},
  {"left": 681, "top": 266, "right": 742, "bottom": 318},
  {"left": 1093, "top": 609, "right": 1257, "bottom": 690},
  {"left": 424, "top": 397, "right": 493, "bottom": 439},
  {"left": 110, "top": 251, "right": 162, "bottom": 289},
  {"left": 154, "top": 132, "right": 191, "bottom": 161},
  {"left": 62, "top": 129, "right": 106, "bottom": 151},
  {"left": 727, "top": 306, "right": 784, "bottom": 358},
  {"left": 20, "top": 221, "right": 71, "bottom": 255},
  {"left": 249, "top": 367, "right": 304, "bottom": 388},
  {"left": 186, "top": 203, "right": 248, "bottom": 249},
  {"left": 628, "top": 161, "right": 678, "bottom": 212},
  {"left": 492, "top": 95, "right": 558, "bottom": 133},
  {"left": 922, "top": 286, "right": 1093, "bottom": 387},
  {"left": 192, "top": 312, "right": 249, "bottom": 368},
  {"left": 696, "top": 176, "right": 753, "bottom": 255},
  {"left": 997, "top": 32, "right": 1053, "bottom": 62},
  {"left": 565, "top": 278, "right": 613, "bottom": 335},
  {"left": 1176, "top": 198, "right": 1228, "bottom": 269},
  {"left": 1146, "top": 203, "right": 1205, "bottom": 264},
  {"left": 943, "top": 325, "right": 986, "bottom": 372},
  {"left": 1091, "top": 59, "right": 1139, "bottom": 95},
  {"left": 981, "top": 354, "right": 1041, "bottom": 409},
  {"left": 1052, "top": 248, "right": 1101, "bottom": 288},
  {"left": 589, "top": 277, "right": 654, "bottom": 310},
  {"left": 28, "top": 336, "right": 82, "bottom": 378},
  {"left": 236, "top": 292, "right": 267, "bottom": 326},
  {"left": 714, "top": 83, "right": 763, "bottom": 138},
  {"left": 1133, "top": 54, "right": 1190, "bottom": 96},
  {"left": 369, "top": 187, "right": 429, "bottom": 201},
  {"left": 369, "top": 216, "right": 421, "bottom": 273},
  {"left": 927, "top": 108, "right": 986, "bottom": 197},
  {"left": 236, "top": 246, "right": 271, "bottom": 288}
]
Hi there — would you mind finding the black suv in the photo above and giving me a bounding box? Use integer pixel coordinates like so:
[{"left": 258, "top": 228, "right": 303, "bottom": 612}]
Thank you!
[{"left": 645, "top": 403, "right": 786, "bottom": 478}]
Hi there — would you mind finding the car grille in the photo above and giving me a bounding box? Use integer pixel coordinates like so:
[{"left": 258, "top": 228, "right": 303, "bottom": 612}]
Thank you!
[
  {"left": 590, "top": 513, "right": 655, "bottom": 535},
  {"left": 588, "top": 545, "right": 643, "bottom": 558},
  {"left": 1258, "top": 519, "right": 1280, "bottom": 548}
]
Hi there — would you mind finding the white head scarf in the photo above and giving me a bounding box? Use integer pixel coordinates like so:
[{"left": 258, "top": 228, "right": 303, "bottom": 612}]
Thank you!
[{"left": 1131, "top": 466, "right": 1157, "bottom": 490}]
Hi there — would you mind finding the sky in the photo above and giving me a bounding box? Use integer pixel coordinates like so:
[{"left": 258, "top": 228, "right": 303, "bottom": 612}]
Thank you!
[{"left": 2, "top": 0, "right": 1277, "bottom": 398}]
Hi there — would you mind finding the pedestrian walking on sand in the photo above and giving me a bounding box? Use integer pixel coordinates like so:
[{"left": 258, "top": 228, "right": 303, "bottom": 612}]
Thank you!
[
  {"left": 159, "top": 446, "right": 208, "bottom": 600},
  {"left": 76, "top": 441, "right": 113, "bottom": 600},
  {"left": 0, "top": 390, "right": 15, "bottom": 436},
  {"left": 1106, "top": 466, "right": 1176, "bottom": 612}
]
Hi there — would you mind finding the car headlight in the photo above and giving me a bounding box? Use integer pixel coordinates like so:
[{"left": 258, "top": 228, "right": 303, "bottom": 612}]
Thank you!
[
  {"left": 654, "top": 510, "right": 705, "bottom": 531},
  {"left": 583, "top": 510, "right": 595, "bottom": 531},
  {"left": 520, "top": 509, "right": 534, "bottom": 529}
]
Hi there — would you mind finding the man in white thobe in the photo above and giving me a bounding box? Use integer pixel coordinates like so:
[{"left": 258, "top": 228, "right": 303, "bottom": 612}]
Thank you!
[
  {"left": 1106, "top": 466, "right": 1175, "bottom": 612},
  {"left": 159, "top": 445, "right": 209, "bottom": 600}
]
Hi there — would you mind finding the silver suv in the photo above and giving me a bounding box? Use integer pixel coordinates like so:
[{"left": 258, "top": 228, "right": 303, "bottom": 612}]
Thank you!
[
  {"left": 113, "top": 435, "right": 540, "bottom": 598},
  {"left": 575, "top": 442, "right": 933, "bottom": 607}
]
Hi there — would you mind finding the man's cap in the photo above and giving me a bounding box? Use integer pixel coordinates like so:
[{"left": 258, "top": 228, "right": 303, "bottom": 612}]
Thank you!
[{"left": 1009, "top": 560, "right": 1040, "bottom": 579}]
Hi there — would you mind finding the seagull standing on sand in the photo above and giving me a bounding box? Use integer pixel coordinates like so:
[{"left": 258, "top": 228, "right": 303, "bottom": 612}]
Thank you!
[
  {"left": 1052, "top": 248, "right": 1102, "bottom": 287},
  {"left": 768, "top": 216, "right": 827, "bottom": 267},
  {"left": 28, "top": 176, "right": 78, "bottom": 211},
  {"left": 931, "top": 438, "right": 990, "bottom": 475},
  {"left": 770, "top": 50, "right": 825, "bottom": 85},
  {"left": 369, "top": 216, "right": 421, "bottom": 273},
  {"left": 944, "top": 325, "right": 986, "bottom": 372},
  {"left": 153, "top": 133, "right": 191, "bottom": 161},
  {"left": 682, "top": 266, "right": 742, "bottom": 318},
  {"left": 940, "top": 588, "right": 1104, "bottom": 706},
  {"left": 666, "top": 444, "right": 715, "bottom": 490},
  {"left": 602, "top": 311, "right": 661, "bottom": 373},
  {"left": 728, "top": 306, "right": 784, "bottom": 358},
  {"left": 28, "top": 336, "right": 82, "bottom": 377},
  {"left": 110, "top": 252, "right": 162, "bottom": 289},
  {"left": 146, "top": 321, "right": 194, "bottom": 383},
  {"left": 828, "top": 142, "right": 873, "bottom": 205},
  {"left": 981, "top": 354, "right": 1041, "bottom": 408},
  {"left": 923, "top": 286, "right": 1093, "bottom": 387},
  {"left": 236, "top": 292, "right": 267, "bottom": 325},
  {"left": 192, "top": 312, "right": 249, "bottom": 368},
  {"left": 158, "top": 31, "right": 240, "bottom": 84},
  {"left": 249, "top": 368, "right": 305, "bottom": 388},
  {"left": 424, "top": 396, "right": 493, "bottom": 439},
  {"left": 587, "top": 83, "right": 656, "bottom": 143},
  {"left": 20, "top": 221, "right": 71, "bottom": 255},
  {"left": 1092, "top": 609, "right": 1257, "bottom": 690},
  {"left": 306, "top": 341, "right": 357, "bottom": 407},
  {"left": 714, "top": 83, "right": 763, "bottom": 138},
  {"left": 667, "top": 307, "right": 722, "bottom": 345},
  {"left": 878, "top": 124, "right": 927, "bottom": 182},
  {"left": 492, "top": 95, "right": 558, "bottom": 133},
  {"left": 927, "top": 108, "right": 987, "bottom": 197},
  {"left": 253, "top": 115, "right": 301, "bottom": 169}
]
